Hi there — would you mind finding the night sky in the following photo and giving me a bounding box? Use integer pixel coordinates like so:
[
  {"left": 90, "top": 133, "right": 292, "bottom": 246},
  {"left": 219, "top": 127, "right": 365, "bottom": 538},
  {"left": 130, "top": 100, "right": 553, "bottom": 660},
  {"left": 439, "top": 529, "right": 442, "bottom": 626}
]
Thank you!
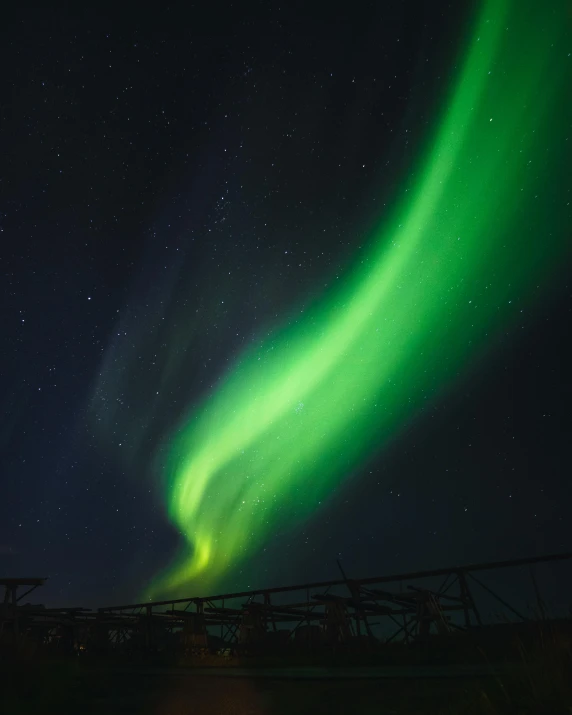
[{"left": 1, "top": 2, "right": 570, "bottom": 609}]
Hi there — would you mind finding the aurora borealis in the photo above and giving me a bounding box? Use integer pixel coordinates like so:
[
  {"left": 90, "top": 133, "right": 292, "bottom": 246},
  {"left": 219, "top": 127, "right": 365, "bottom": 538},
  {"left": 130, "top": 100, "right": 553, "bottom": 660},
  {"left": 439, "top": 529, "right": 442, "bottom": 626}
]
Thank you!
[
  {"left": 2, "top": 0, "right": 570, "bottom": 609},
  {"left": 147, "top": 0, "right": 571, "bottom": 598}
]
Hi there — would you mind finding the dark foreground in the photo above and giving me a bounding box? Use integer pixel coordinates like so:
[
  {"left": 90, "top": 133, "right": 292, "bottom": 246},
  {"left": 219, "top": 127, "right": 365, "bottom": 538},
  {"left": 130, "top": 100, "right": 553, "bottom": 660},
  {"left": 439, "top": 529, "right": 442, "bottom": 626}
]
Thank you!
[{"left": 1, "top": 657, "right": 571, "bottom": 715}]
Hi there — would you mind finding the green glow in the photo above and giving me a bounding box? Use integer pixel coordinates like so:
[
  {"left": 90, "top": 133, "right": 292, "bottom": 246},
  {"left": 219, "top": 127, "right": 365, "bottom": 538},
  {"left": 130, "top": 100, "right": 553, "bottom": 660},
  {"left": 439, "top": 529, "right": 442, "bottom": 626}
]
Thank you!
[{"left": 149, "top": 0, "right": 570, "bottom": 598}]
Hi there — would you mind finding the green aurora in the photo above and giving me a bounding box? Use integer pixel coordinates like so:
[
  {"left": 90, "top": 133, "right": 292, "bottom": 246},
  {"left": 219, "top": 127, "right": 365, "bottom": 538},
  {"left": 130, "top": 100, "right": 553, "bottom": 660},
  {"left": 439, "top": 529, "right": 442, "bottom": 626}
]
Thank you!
[{"left": 148, "top": 0, "right": 571, "bottom": 599}]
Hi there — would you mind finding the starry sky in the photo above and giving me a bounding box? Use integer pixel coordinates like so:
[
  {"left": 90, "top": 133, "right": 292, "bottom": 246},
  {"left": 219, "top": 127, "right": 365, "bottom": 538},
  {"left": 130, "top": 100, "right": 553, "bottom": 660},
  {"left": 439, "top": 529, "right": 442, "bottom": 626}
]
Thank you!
[{"left": 1, "top": 2, "right": 570, "bottom": 609}]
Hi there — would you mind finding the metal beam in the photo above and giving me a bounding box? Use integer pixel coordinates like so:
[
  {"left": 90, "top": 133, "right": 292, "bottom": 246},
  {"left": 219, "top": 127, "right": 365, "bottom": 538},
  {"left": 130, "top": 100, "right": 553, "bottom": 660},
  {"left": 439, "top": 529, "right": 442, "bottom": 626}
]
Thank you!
[
  {"left": 0, "top": 578, "right": 47, "bottom": 587},
  {"left": 98, "top": 551, "right": 572, "bottom": 612}
]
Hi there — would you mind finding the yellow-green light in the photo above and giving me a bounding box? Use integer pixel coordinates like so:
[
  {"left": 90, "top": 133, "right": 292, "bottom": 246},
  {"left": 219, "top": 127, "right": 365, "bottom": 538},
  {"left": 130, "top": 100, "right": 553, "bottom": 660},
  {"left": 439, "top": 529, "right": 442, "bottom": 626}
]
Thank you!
[{"left": 148, "top": 0, "right": 570, "bottom": 599}]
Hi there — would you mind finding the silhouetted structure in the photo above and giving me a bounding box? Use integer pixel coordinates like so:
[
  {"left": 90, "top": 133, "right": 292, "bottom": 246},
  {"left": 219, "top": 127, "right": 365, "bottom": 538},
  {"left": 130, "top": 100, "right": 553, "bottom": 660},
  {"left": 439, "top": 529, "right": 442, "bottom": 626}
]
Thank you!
[{"left": 2, "top": 552, "right": 571, "bottom": 664}]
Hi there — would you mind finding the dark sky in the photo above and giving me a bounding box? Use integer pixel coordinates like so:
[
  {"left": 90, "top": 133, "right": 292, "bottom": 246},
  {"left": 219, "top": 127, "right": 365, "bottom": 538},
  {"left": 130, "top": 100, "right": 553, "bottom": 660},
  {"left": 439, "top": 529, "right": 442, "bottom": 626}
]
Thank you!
[{"left": 1, "top": 3, "right": 570, "bottom": 609}]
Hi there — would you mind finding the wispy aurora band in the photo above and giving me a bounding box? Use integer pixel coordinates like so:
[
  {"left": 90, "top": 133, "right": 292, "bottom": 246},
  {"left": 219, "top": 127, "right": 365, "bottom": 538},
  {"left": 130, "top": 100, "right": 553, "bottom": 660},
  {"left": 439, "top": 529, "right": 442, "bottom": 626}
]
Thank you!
[{"left": 149, "top": 0, "right": 570, "bottom": 598}]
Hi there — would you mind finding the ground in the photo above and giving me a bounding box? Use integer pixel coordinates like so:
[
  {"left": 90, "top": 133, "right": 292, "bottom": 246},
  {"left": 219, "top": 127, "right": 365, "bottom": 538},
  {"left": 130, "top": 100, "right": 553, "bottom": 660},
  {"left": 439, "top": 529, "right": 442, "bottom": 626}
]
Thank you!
[{"left": 1, "top": 659, "right": 570, "bottom": 715}]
